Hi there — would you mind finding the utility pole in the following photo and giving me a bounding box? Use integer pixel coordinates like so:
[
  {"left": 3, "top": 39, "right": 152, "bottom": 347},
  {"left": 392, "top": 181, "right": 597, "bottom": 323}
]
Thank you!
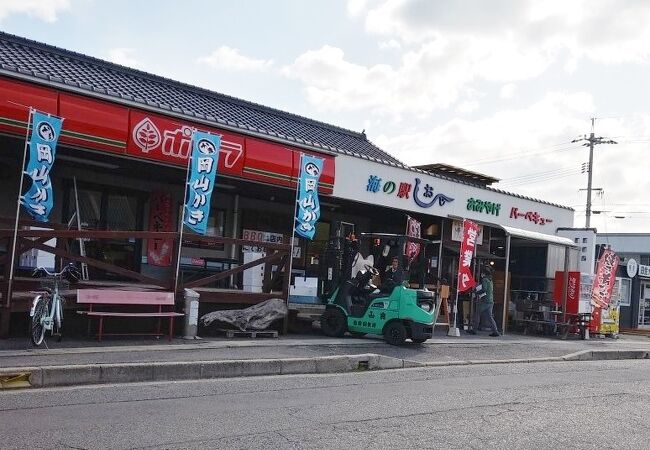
[{"left": 572, "top": 118, "right": 617, "bottom": 228}]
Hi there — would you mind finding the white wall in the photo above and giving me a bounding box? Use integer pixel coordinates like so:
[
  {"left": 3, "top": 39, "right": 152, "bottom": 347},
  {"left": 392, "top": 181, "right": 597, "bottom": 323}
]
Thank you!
[{"left": 557, "top": 228, "right": 597, "bottom": 274}]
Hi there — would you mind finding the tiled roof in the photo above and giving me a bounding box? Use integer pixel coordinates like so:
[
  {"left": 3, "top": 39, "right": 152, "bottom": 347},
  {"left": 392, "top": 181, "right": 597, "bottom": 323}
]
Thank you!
[
  {"left": 0, "top": 32, "right": 404, "bottom": 166},
  {"left": 0, "top": 32, "right": 573, "bottom": 211}
]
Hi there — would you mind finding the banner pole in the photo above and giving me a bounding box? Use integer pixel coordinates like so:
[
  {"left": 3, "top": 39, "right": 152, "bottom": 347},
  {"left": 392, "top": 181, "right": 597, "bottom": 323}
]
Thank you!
[
  {"left": 6, "top": 108, "right": 33, "bottom": 308},
  {"left": 172, "top": 144, "right": 193, "bottom": 299},
  {"left": 447, "top": 219, "right": 464, "bottom": 337},
  {"left": 285, "top": 153, "right": 303, "bottom": 299}
]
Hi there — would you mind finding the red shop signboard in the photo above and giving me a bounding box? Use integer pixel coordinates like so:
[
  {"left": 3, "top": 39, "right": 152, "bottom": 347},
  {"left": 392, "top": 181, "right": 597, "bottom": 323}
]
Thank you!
[{"left": 127, "top": 110, "right": 245, "bottom": 177}]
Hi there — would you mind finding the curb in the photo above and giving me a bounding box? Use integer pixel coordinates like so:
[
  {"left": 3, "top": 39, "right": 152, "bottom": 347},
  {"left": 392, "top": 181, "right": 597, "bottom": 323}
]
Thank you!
[
  {"left": 1, "top": 349, "right": 649, "bottom": 390},
  {"left": 0, "top": 353, "right": 413, "bottom": 389},
  {"left": 419, "top": 349, "right": 650, "bottom": 368}
]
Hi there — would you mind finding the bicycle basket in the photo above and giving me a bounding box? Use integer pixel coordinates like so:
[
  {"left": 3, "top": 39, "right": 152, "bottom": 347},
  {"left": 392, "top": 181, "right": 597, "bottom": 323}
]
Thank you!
[{"left": 40, "top": 278, "right": 70, "bottom": 293}]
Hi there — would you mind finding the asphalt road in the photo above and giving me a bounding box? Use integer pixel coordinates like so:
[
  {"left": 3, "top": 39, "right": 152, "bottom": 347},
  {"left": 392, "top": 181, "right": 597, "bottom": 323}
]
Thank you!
[{"left": 1, "top": 359, "right": 649, "bottom": 449}]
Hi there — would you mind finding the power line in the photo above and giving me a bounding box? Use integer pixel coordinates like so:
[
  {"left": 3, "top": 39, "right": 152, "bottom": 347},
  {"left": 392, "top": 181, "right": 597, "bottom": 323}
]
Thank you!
[
  {"left": 460, "top": 141, "right": 580, "bottom": 167},
  {"left": 499, "top": 169, "right": 581, "bottom": 188},
  {"left": 500, "top": 166, "right": 578, "bottom": 182}
]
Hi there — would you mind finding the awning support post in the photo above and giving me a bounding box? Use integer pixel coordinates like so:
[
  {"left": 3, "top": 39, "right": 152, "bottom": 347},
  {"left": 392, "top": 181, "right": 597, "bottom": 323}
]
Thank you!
[{"left": 502, "top": 233, "right": 511, "bottom": 334}]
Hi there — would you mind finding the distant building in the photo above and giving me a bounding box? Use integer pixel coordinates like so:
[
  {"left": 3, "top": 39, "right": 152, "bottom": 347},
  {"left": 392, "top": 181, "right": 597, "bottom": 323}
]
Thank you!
[
  {"left": 595, "top": 233, "right": 650, "bottom": 330},
  {"left": 556, "top": 228, "right": 597, "bottom": 275}
]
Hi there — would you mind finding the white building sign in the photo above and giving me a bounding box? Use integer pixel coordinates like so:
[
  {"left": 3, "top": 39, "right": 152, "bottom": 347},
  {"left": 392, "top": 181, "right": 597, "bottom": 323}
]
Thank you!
[{"left": 333, "top": 155, "right": 574, "bottom": 234}]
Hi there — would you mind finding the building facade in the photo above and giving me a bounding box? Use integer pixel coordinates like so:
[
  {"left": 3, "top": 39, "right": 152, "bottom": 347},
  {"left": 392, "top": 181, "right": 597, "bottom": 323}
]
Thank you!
[{"left": 0, "top": 32, "right": 578, "bottom": 336}]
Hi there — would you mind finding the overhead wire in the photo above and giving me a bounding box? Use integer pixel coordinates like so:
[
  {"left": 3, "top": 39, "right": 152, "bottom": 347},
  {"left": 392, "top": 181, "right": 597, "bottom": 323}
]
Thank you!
[
  {"left": 498, "top": 167, "right": 582, "bottom": 188},
  {"left": 459, "top": 141, "right": 580, "bottom": 167}
]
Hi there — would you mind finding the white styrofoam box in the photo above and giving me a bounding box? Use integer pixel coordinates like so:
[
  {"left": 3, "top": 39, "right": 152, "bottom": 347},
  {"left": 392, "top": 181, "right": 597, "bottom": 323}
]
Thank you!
[
  {"left": 243, "top": 252, "right": 265, "bottom": 292},
  {"left": 290, "top": 285, "right": 318, "bottom": 297}
]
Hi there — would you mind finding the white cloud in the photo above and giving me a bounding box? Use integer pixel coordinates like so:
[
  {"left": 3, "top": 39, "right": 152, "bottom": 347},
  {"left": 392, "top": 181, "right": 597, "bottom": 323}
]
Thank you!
[
  {"left": 107, "top": 48, "right": 140, "bottom": 68},
  {"left": 378, "top": 39, "right": 401, "bottom": 51},
  {"left": 376, "top": 91, "right": 596, "bottom": 167},
  {"left": 357, "top": 0, "right": 650, "bottom": 70},
  {"left": 0, "top": 0, "right": 71, "bottom": 22},
  {"left": 347, "top": 0, "right": 373, "bottom": 17},
  {"left": 456, "top": 100, "right": 479, "bottom": 114},
  {"left": 197, "top": 46, "right": 273, "bottom": 72},
  {"left": 500, "top": 83, "right": 516, "bottom": 99}
]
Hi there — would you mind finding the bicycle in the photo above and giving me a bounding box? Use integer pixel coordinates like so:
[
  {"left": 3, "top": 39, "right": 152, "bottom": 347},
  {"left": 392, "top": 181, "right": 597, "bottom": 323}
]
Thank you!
[{"left": 29, "top": 263, "right": 80, "bottom": 347}]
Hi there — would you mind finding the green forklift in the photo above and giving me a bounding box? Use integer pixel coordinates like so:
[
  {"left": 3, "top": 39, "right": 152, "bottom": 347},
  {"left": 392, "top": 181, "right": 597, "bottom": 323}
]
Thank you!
[{"left": 319, "top": 233, "right": 441, "bottom": 345}]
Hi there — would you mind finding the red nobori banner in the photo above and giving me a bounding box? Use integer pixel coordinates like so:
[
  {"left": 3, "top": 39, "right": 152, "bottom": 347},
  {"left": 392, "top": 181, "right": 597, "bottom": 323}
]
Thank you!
[
  {"left": 591, "top": 249, "right": 620, "bottom": 308},
  {"left": 457, "top": 219, "right": 479, "bottom": 292},
  {"left": 147, "top": 191, "right": 174, "bottom": 267},
  {"left": 405, "top": 215, "right": 421, "bottom": 263}
]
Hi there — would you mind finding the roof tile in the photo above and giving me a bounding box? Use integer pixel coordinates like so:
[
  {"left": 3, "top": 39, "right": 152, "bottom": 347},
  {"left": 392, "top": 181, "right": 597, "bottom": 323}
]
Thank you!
[{"left": 0, "top": 32, "right": 405, "bottom": 166}]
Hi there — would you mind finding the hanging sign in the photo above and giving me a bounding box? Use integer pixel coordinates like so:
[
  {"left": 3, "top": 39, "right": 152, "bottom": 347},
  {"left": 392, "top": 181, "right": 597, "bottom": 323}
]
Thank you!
[
  {"left": 147, "top": 192, "right": 173, "bottom": 266},
  {"left": 20, "top": 111, "right": 63, "bottom": 222},
  {"left": 451, "top": 219, "right": 484, "bottom": 245},
  {"left": 457, "top": 219, "right": 479, "bottom": 293},
  {"left": 183, "top": 131, "right": 221, "bottom": 235},
  {"left": 295, "top": 154, "right": 324, "bottom": 240},
  {"left": 591, "top": 249, "right": 620, "bottom": 308},
  {"left": 21, "top": 111, "right": 63, "bottom": 222},
  {"left": 405, "top": 215, "right": 421, "bottom": 263}
]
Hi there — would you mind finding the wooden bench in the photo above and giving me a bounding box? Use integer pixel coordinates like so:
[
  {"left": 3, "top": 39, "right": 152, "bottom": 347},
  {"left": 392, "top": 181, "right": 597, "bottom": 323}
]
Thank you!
[{"left": 77, "top": 290, "right": 184, "bottom": 342}]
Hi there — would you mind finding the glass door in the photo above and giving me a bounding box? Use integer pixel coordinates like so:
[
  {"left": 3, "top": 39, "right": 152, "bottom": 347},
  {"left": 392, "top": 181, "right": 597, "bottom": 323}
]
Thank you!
[{"left": 639, "top": 282, "right": 650, "bottom": 328}]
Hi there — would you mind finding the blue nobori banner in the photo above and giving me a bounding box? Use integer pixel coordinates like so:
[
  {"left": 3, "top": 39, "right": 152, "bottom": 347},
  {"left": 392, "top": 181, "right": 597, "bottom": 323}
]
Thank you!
[
  {"left": 20, "top": 111, "right": 64, "bottom": 222},
  {"left": 183, "top": 131, "right": 221, "bottom": 235},
  {"left": 294, "top": 154, "right": 324, "bottom": 240}
]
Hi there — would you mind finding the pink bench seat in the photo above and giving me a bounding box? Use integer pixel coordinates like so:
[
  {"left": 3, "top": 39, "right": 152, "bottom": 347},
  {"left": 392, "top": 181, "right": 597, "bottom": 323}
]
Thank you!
[{"left": 77, "top": 289, "right": 183, "bottom": 342}]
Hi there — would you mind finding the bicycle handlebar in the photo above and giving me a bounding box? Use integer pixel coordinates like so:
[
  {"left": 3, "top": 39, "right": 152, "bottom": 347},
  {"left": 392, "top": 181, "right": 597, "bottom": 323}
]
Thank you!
[{"left": 32, "top": 263, "right": 79, "bottom": 278}]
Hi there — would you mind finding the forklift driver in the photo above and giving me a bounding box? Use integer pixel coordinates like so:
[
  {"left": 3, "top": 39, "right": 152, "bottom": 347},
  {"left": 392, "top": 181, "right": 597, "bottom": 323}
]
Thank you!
[{"left": 381, "top": 257, "right": 404, "bottom": 293}]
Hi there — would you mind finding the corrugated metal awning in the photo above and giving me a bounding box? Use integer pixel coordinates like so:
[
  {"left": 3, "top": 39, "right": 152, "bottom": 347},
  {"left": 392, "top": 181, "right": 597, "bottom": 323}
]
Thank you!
[{"left": 501, "top": 225, "right": 577, "bottom": 247}]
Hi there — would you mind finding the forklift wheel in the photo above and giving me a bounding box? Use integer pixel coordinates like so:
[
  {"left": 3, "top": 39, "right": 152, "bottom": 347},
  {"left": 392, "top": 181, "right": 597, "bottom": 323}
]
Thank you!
[
  {"left": 383, "top": 321, "right": 407, "bottom": 346},
  {"left": 321, "top": 308, "right": 347, "bottom": 337}
]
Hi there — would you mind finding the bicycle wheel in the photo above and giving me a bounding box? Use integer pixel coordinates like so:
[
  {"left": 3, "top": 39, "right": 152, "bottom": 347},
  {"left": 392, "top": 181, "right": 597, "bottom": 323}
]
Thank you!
[
  {"left": 54, "top": 295, "right": 63, "bottom": 342},
  {"left": 30, "top": 295, "right": 50, "bottom": 347}
]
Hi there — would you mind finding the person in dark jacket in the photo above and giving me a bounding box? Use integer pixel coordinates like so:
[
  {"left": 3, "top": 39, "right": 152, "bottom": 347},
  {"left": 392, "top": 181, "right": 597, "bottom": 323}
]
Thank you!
[
  {"left": 381, "top": 257, "right": 404, "bottom": 292},
  {"left": 468, "top": 266, "right": 500, "bottom": 337}
]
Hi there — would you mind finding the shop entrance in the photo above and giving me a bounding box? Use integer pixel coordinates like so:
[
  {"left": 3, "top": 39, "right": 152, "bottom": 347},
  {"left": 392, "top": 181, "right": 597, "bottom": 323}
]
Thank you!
[
  {"left": 639, "top": 282, "right": 650, "bottom": 328},
  {"left": 64, "top": 181, "right": 145, "bottom": 280}
]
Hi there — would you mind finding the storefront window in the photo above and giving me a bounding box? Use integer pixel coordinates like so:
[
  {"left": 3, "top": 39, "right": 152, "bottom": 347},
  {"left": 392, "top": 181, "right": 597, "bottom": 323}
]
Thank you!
[
  {"left": 619, "top": 278, "right": 631, "bottom": 307},
  {"left": 183, "top": 208, "right": 226, "bottom": 250},
  {"left": 106, "top": 194, "right": 138, "bottom": 231},
  {"left": 65, "top": 182, "right": 145, "bottom": 279}
]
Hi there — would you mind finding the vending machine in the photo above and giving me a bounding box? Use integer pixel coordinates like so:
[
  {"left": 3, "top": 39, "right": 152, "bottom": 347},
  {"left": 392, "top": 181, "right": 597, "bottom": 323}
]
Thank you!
[
  {"left": 553, "top": 271, "right": 621, "bottom": 337},
  {"left": 553, "top": 271, "right": 592, "bottom": 314}
]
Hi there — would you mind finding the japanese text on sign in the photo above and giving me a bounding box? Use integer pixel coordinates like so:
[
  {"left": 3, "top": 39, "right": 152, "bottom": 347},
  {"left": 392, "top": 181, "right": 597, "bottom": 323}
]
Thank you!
[
  {"left": 467, "top": 198, "right": 501, "bottom": 216},
  {"left": 405, "top": 216, "right": 421, "bottom": 263},
  {"left": 21, "top": 111, "right": 64, "bottom": 222},
  {"left": 366, "top": 174, "right": 454, "bottom": 209},
  {"left": 183, "top": 131, "right": 221, "bottom": 235},
  {"left": 295, "top": 155, "right": 324, "bottom": 240},
  {"left": 591, "top": 249, "right": 620, "bottom": 308},
  {"left": 147, "top": 192, "right": 173, "bottom": 266},
  {"left": 457, "top": 219, "right": 479, "bottom": 292},
  {"left": 509, "top": 207, "right": 553, "bottom": 226}
]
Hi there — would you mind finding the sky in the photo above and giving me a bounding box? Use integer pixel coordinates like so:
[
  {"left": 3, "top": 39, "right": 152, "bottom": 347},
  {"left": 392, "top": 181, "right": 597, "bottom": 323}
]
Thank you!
[{"left": 2, "top": 0, "right": 650, "bottom": 233}]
